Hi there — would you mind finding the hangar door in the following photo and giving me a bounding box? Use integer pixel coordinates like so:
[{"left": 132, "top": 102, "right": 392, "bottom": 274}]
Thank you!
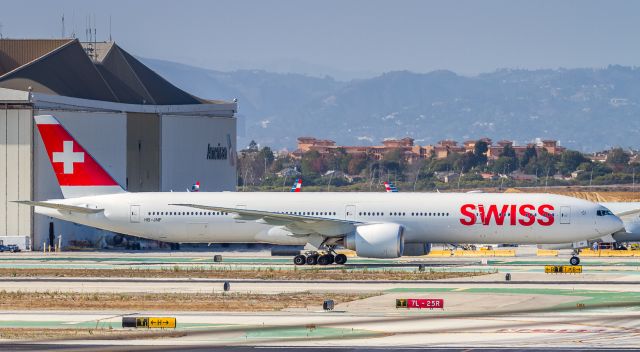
[
  {"left": 0, "top": 108, "right": 32, "bottom": 237},
  {"left": 127, "top": 113, "right": 160, "bottom": 192}
]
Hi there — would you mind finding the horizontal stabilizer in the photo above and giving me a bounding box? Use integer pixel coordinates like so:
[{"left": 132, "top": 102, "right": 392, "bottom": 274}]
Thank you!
[{"left": 13, "top": 201, "right": 104, "bottom": 214}]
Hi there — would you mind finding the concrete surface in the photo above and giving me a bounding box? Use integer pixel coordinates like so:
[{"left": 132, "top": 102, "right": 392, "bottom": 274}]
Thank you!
[{"left": 0, "top": 250, "right": 640, "bottom": 349}]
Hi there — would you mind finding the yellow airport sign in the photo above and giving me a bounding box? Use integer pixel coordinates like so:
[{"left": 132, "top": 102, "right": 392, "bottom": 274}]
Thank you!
[
  {"left": 122, "top": 316, "right": 177, "bottom": 329},
  {"left": 544, "top": 265, "right": 582, "bottom": 274},
  {"left": 148, "top": 317, "right": 177, "bottom": 329}
]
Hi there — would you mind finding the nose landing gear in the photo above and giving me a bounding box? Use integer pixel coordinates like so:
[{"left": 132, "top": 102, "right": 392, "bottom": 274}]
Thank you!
[
  {"left": 569, "top": 256, "right": 580, "bottom": 266},
  {"left": 569, "top": 249, "right": 581, "bottom": 266}
]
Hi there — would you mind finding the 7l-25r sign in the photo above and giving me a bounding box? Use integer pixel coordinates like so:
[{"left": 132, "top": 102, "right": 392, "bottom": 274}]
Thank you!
[{"left": 460, "top": 204, "right": 555, "bottom": 227}]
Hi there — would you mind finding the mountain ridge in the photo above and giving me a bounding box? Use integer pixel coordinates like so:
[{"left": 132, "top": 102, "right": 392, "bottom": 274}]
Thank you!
[{"left": 142, "top": 58, "right": 640, "bottom": 152}]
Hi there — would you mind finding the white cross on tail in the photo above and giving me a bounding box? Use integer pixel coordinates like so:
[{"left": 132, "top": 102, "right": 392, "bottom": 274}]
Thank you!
[{"left": 52, "top": 141, "right": 84, "bottom": 174}]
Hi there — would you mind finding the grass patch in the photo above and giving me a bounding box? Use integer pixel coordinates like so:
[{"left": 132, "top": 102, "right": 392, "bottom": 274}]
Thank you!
[
  {"left": 0, "top": 290, "right": 378, "bottom": 311},
  {"left": 0, "top": 267, "right": 490, "bottom": 281},
  {"left": 0, "top": 327, "right": 183, "bottom": 340}
]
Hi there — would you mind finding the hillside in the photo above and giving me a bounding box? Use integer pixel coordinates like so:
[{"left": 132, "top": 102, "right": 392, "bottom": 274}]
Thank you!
[{"left": 143, "top": 59, "right": 640, "bottom": 152}]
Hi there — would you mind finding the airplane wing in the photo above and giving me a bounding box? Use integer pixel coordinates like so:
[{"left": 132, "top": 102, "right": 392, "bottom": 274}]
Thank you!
[
  {"left": 170, "top": 203, "right": 357, "bottom": 237},
  {"left": 614, "top": 208, "right": 640, "bottom": 217},
  {"left": 13, "top": 201, "right": 104, "bottom": 214}
]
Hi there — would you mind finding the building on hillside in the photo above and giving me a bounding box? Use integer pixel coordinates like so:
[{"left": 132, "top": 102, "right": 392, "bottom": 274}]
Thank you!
[
  {"left": 293, "top": 136, "right": 565, "bottom": 163},
  {"left": 0, "top": 39, "right": 237, "bottom": 250},
  {"left": 293, "top": 137, "right": 432, "bottom": 163}
]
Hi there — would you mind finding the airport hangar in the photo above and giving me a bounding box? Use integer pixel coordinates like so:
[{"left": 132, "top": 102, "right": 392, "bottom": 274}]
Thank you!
[{"left": 0, "top": 39, "right": 238, "bottom": 250}]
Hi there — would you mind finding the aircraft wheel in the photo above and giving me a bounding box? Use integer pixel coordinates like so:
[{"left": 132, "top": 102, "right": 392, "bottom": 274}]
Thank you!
[
  {"left": 334, "top": 254, "right": 348, "bottom": 265},
  {"left": 306, "top": 254, "right": 318, "bottom": 265},
  {"left": 318, "top": 254, "right": 333, "bottom": 265},
  {"left": 570, "top": 256, "right": 580, "bottom": 266},
  {"left": 293, "top": 255, "right": 306, "bottom": 266},
  {"left": 326, "top": 254, "right": 335, "bottom": 264}
]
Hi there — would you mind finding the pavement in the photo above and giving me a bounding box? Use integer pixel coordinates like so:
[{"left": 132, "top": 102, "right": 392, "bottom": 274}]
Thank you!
[{"left": 1, "top": 250, "right": 640, "bottom": 349}]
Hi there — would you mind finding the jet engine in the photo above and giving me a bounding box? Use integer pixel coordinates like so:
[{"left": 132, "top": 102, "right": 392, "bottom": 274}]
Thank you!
[
  {"left": 344, "top": 223, "right": 404, "bottom": 258},
  {"left": 403, "top": 242, "right": 432, "bottom": 256}
]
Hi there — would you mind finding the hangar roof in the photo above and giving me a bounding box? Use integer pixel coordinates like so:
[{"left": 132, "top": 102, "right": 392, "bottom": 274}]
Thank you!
[{"left": 0, "top": 39, "right": 225, "bottom": 106}]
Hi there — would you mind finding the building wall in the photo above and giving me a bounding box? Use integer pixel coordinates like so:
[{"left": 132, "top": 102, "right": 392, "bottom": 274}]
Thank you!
[
  {"left": 0, "top": 107, "right": 32, "bottom": 240},
  {"left": 161, "top": 115, "right": 236, "bottom": 192},
  {"left": 33, "top": 110, "right": 127, "bottom": 249},
  {"left": 126, "top": 113, "right": 161, "bottom": 192}
]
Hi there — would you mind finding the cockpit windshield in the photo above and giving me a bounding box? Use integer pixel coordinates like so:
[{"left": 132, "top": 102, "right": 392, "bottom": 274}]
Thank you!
[{"left": 596, "top": 209, "right": 614, "bottom": 216}]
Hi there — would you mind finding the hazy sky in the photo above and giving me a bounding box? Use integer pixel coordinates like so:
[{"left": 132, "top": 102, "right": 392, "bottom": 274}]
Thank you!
[{"left": 2, "top": 0, "right": 639, "bottom": 79}]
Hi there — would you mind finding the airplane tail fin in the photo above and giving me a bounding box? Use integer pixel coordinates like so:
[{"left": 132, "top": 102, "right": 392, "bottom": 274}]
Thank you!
[
  {"left": 290, "top": 178, "right": 302, "bottom": 192},
  {"left": 384, "top": 181, "right": 398, "bottom": 193},
  {"left": 35, "top": 115, "right": 125, "bottom": 198}
]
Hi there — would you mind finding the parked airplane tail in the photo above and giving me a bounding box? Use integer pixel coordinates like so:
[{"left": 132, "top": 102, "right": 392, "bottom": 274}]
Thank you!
[
  {"left": 290, "top": 178, "right": 302, "bottom": 192},
  {"left": 34, "top": 115, "right": 125, "bottom": 198},
  {"left": 191, "top": 181, "right": 200, "bottom": 192},
  {"left": 384, "top": 181, "right": 398, "bottom": 193}
]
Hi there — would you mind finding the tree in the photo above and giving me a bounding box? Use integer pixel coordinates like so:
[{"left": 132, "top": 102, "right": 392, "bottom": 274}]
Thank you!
[
  {"left": 520, "top": 146, "right": 537, "bottom": 169},
  {"left": 457, "top": 152, "right": 477, "bottom": 172},
  {"left": 501, "top": 144, "right": 516, "bottom": 159},
  {"left": 492, "top": 156, "right": 516, "bottom": 174},
  {"left": 247, "top": 140, "right": 259, "bottom": 152},
  {"left": 608, "top": 148, "right": 630, "bottom": 165},
  {"left": 559, "top": 150, "right": 589, "bottom": 174},
  {"left": 473, "top": 140, "right": 489, "bottom": 166},
  {"left": 257, "top": 147, "right": 275, "bottom": 167},
  {"left": 347, "top": 156, "right": 368, "bottom": 175},
  {"left": 301, "top": 150, "right": 327, "bottom": 177}
]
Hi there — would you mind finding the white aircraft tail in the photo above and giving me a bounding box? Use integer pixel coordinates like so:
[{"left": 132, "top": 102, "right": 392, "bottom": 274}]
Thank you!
[{"left": 35, "top": 115, "right": 125, "bottom": 198}]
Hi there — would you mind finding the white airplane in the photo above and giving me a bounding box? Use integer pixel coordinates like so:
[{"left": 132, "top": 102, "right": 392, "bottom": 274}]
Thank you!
[
  {"left": 16, "top": 115, "right": 625, "bottom": 266},
  {"left": 541, "top": 201, "right": 640, "bottom": 253}
]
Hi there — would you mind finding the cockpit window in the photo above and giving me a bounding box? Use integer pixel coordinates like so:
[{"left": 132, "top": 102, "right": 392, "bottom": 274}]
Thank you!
[{"left": 597, "top": 209, "right": 614, "bottom": 216}]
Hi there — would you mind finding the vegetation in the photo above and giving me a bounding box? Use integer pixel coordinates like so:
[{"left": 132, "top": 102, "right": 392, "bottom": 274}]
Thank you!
[
  {"left": 0, "top": 290, "right": 378, "bottom": 311},
  {"left": 238, "top": 140, "right": 639, "bottom": 191},
  {"left": 0, "top": 267, "right": 489, "bottom": 281}
]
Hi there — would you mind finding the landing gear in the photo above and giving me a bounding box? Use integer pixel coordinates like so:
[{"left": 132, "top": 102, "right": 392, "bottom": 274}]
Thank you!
[
  {"left": 570, "top": 256, "right": 580, "bottom": 266},
  {"left": 334, "top": 253, "right": 348, "bottom": 265},
  {"left": 318, "top": 254, "right": 334, "bottom": 265},
  {"left": 292, "top": 248, "right": 347, "bottom": 266},
  {"left": 293, "top": 255, "right": 306, "bottom": 265},
  {"left": 306, "top": 254, "right": 318, "bottom": 265}
]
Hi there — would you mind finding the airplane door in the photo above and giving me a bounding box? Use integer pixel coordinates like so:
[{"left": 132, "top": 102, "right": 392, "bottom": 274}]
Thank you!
[
  {"left": 130, "top": 205, "right": 140, "bottom": 223},
  {"left": 345, "top": 205, "right": 356, "bottom": 221},
  {"left": 560, "top": 206, "right": 571, "bottom": 224}
]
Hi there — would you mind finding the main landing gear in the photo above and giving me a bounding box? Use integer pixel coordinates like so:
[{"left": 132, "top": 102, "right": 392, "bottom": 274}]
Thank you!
[{"left": 293, "top": 248, "right": 348, "bottom": 266}]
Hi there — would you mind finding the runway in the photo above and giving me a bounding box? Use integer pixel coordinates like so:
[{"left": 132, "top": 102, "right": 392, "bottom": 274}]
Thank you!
[{"left": 0, "top": 251, "right": 640, "bottom": 349}]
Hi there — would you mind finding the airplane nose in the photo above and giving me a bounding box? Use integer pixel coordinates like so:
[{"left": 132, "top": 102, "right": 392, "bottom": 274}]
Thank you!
[{"left": 598, "top": 215, "right": 625, "bottom": 235}]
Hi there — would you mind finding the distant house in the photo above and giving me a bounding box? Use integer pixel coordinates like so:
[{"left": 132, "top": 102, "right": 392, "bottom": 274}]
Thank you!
[
  {"left": 434, "top": 171, "right": 460, "bottom": 183},
  {"left": 277, "top": 167, "right": 301, "bottom": 178},
  {"left": 509, "top": 171, "right": 538, "bottom": 182},
  {"left": 480, "top": 172, "right": 498, "bottom": 180},
  {"left": 571, "top": 170, "right": 585, "bottom": 179}
]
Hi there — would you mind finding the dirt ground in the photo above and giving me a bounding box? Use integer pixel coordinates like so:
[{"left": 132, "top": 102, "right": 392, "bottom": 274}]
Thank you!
[
  {"left": 0, "top": 268, "right": 489, "bottom": 281},
  {"left": 0, "top": 290, "right": 378, "bottom": 311},
  {"left": 0, "top": 327, "right": 183, "bottom": 340}
]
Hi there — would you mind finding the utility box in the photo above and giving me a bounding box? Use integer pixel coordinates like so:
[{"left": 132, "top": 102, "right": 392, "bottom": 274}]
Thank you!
[{"left": 323, "top": 300, "right": 335, "bottom": 311}]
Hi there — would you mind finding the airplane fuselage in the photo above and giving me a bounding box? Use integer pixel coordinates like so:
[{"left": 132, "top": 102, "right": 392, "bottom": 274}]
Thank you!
[{"left": 36, "top": 192, "right": 622, "bottom": 245}]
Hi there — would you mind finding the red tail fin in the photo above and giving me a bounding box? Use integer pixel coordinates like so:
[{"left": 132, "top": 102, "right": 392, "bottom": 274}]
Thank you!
[{"left": 35, "top": 115, "right": 124, "bottom": 198}]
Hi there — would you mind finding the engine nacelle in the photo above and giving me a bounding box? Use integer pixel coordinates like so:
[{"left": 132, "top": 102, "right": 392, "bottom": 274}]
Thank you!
[
  {"left": 403, "top": 242, "right": 432, "bottom": 256},
  {"left": 344, "top": 223, "right": 404, "bottom": 258}
]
